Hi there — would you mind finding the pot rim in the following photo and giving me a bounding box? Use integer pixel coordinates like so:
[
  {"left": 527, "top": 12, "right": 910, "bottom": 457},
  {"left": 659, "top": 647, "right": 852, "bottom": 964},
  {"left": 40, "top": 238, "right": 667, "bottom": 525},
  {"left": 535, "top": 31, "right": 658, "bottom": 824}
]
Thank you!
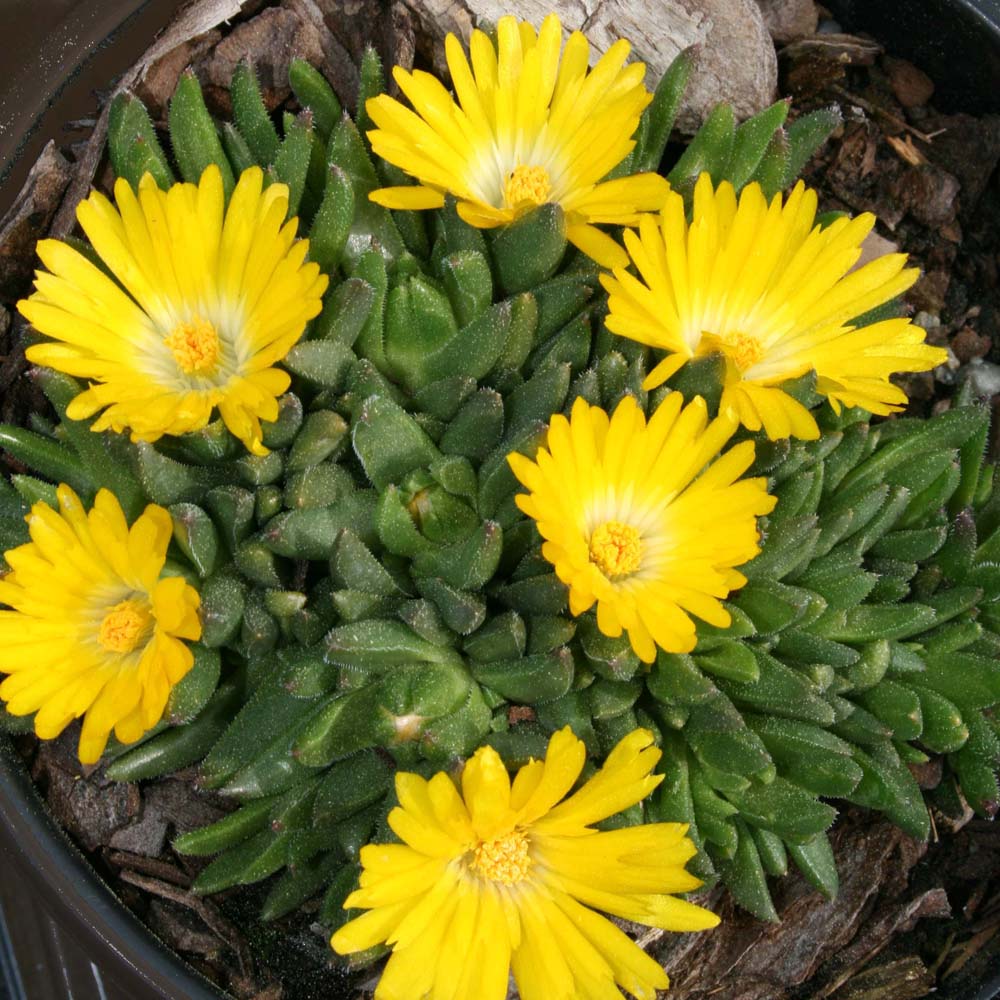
[{"left": 0, "top": 734, "right": 223, "bottom": 1000}]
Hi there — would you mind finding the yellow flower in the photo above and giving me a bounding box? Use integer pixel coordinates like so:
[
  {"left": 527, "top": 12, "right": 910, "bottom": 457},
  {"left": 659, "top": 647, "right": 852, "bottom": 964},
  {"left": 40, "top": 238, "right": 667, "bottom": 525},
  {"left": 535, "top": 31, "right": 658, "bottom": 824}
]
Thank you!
[
  {"left": 508, "top": 394, "right": 775, "bottom": 663},
  {"left": 17, "top": 166, "right": 328, "bottom": 455},
  {"left": 601, "top": 173, "right": 948, "bottom": 440},
  {"left": 0, "top": 485, "right": 202, "bottom": 764},
  {"left": 332, "top": 726, "right": 718, "bottom": 1000},
  {"left": 366, "top": 14, "right": 670, "bottom": 268}
]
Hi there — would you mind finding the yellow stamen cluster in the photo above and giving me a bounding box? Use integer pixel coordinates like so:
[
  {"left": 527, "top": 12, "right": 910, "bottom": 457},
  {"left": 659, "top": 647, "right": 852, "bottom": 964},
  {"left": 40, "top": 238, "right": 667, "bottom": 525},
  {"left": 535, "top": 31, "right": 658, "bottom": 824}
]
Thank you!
[
  {"left": 727, "top": 332, "right": 766, "bottom": 373},
  {"left": 505, "top": 165, "right": 552, "bottom": 209},
  {"left": 472, "top": 830, "right": 533, "bottom": 885},
  {"left": 164, "top": 316, "right": 221, "bottom": 375},
  {"left": 589, "top": 521, "right": 643, "bottom": 578},
  {"left": 98, "top": 599, "right": 152, "bottom": 653}
]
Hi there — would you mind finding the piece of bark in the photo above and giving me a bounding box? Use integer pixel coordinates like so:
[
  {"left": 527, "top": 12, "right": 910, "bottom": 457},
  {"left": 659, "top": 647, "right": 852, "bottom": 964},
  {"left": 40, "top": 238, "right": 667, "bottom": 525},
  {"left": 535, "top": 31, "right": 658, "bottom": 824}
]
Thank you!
[
  {"left": 136, "top": 29, "right": 223, "bottom": 118},
  {"left": 33, "top": 735, "right": 142, "bottom": 852},
  {"left": 118, "top": 869, "right": 258, "bottom": 982},
  {"left": 810, "top": 889, "right": 951, "bottom": 998},
  {"left": 148, "top": 899, "right": 225, "bottom": 960},
  {"left": 831, "top": 956, "right": 936, "bottom": 1000},
  {"left": 143, "top": 775, "right": 230, "bottom": 835},
  {"left": 311, "top": 0, "right": 418, "bottom": 86},
  {"left": 653, "top": 818, "right": 934, "bottom": 999},
  {"left": 109, "top": 802, "right": 171, "bottom": 857},
  {"left": 0, "top": 141, "right": 72, "bottom": 303},
  {"left": 782, "top": 32, "right": 882, "bottom": 66},
  {"left": 106, "top": 849, "right": 194, "bottom": 888},
  {"left": 198, "top": 0, "right": 358, "bottom": 115}
]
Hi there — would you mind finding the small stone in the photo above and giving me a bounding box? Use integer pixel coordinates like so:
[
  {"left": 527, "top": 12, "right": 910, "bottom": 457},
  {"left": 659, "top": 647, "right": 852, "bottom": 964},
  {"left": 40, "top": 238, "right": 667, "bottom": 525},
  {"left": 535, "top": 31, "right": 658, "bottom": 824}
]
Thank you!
[
  {"left": 883, "top": 56, "right": 935, "bottom": 108},
  {"left": 854, "top": 230, "right": 899, "bottom": 271},
  {"left": 962, "top": 358, "right": 1000, "bottom": 399},
  {"left": 919, "top": 112, "right": 1000, "bottom": 213},
  {"left": 951, "top": 325, "right": 992, "bottom": 364},
  {"left": 755, "top": 0, "right": 819, "bottom": 43},
  {"left": 908, "top": 271, "right": 951, "bottom": 314},
  {"left": 890, "top": 164, "right": 960, "bottom": 229},
  {"left": 908, "top": 757, "right": 943, "bottom": 790}
]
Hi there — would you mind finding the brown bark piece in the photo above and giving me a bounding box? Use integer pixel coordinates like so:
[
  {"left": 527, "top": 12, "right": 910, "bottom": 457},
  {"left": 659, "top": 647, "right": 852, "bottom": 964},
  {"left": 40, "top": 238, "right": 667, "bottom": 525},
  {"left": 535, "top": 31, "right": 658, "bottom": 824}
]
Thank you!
[
  {"left": 653, "top": 819, "right": 944, "bottom": 999},
  {"left": 33, "top": 738, "right": 142, "bottom": 852},
  {"left": 830, "top": 956, "right": 936, "bottom": 1000},
  {"left": 0, "top": 141, "right": 72, "bottom": 304}
]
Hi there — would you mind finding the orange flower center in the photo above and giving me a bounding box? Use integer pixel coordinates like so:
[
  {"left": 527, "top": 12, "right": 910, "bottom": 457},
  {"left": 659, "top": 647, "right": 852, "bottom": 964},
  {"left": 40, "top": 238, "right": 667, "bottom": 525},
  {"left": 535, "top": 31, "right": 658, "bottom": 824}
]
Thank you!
[
  {"left": 726, "top": 332, "right": 765, "bottom": 372},
  {"left": 98, "top": 599, "right": 152, "bottom": 653},
  {"left": 589, "top": 520, "right": 642, "bottom": 578},
  {"left": 164, "top": 316, "right": 221, "bottom": 375},
  {"left": 472, "top": 830, "right": 532, "bottom": 885},
  {"left": 505, "top": 165, "right": 551, "bottom": 209}
]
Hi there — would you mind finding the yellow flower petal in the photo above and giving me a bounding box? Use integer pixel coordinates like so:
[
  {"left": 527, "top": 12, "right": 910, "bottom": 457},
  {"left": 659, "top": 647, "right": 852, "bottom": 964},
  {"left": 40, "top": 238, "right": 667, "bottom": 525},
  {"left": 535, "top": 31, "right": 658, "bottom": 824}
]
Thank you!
[
  {"left": 333, "top": 727, "right": 717, "bottom": 995},
  {"left": 365, "top": 15, "right": 664, "bottom": 265},
  {"left": 16, "top": 166, "right": 328, "bottom": 453},
  {"left": 0, "top": 486, "right": 202, "bottom": 764},
  {"left": 508, "top": 394, "right": 775, "bottom": 660},
  {"left": 603, "top": 173, "right": 948, "bottom": 439},
  {"left": 462, "top": 745, "right": 513, "bottom": 836}
]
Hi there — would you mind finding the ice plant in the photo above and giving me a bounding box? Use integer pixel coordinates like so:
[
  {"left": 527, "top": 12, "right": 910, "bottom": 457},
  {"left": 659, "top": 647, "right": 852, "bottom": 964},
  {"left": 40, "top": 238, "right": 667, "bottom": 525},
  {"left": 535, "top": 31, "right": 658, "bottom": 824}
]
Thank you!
[
  {"left": 9, "top": 42, "right": 1000, "bottom": 946},
  {"left": 0, "top": 486, "right": 201, "bottom": 763},
  {"left": 365, "top": 14, "right": 670, "bottom": 267},
  {"left": 601, "top": 174, "right": 948, "bottom": 440},
  {"left": 331, "top": 726, "right": 718, "bottom": 999},
  {"left": 17, "top": 165, "right": 328, "bottom": 455},
  {"left": 508, "top": 393, "right": 776, "bottom": 662}
]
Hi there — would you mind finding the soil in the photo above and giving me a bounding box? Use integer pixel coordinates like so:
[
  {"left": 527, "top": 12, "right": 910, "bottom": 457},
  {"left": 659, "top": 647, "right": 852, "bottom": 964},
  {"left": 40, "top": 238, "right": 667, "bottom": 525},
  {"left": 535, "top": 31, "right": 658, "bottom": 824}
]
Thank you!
[{"left": 2, "top": 2, "right": 1000, "bottom": 999}]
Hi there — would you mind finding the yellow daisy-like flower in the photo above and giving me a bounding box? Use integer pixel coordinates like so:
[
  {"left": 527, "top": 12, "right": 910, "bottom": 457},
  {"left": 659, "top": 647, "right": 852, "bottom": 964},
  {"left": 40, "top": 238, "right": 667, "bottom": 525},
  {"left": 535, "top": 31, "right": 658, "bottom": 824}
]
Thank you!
[
  {"left": 17, "top": 165, "right": 328, "bottom": 455},
  {"left": 0, "top": 485, "right": 202, "bottom": 764},
  {"left": 366, "top": 14, "right": 670, "bottom": 268},
  {"left": 601, "top": 173, "right": 948, "bottom": 440},
  {"left": 332, "top": 726, "right": 718, "bottom": 1000},
  {"left": 508, "top": 393, "right": 775, "bottom": 663}
]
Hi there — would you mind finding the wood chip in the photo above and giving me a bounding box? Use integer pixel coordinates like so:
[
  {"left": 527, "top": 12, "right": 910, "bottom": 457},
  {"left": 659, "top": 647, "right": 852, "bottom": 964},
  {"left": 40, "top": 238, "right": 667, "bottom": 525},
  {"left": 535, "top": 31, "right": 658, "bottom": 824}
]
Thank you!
[{"left": 886, "top": 134, "right": 928, "bottom": 166}]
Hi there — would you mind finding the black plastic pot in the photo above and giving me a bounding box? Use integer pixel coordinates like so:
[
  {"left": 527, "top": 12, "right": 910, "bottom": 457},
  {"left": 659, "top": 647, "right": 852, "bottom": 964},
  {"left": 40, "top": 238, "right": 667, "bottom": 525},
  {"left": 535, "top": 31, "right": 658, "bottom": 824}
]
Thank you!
[
  {"left": 0, "top": 736, "right": 223, "bottom": 1000},
  {"left": 2, "top": 1, "right": 1000, "bottom": 998}
]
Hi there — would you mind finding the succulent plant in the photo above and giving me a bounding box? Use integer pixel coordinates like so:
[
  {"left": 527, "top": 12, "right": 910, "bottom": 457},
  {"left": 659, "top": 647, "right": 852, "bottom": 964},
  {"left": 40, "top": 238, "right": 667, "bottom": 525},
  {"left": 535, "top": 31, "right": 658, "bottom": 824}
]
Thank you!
[{"left": 4, "top": 43, "right": 993, "bottom": 942}]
